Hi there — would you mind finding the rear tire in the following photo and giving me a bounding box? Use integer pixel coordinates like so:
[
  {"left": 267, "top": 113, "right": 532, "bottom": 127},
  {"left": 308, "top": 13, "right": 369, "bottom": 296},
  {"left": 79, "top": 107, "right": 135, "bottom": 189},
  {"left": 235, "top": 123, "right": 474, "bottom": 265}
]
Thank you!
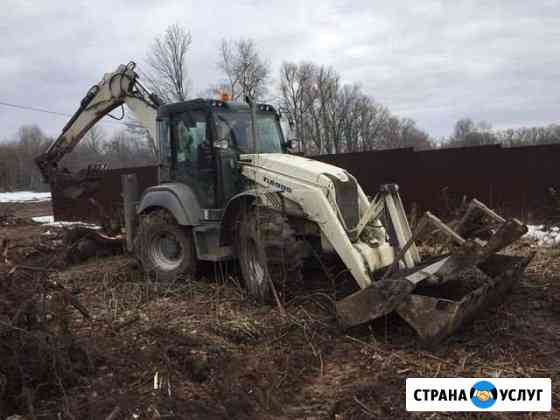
[
  {"left": 134, "top": 210, "right": 196, "bottom": 281},
  {"left": 236, "top": 207, "right": 304, "bottom": 302}
]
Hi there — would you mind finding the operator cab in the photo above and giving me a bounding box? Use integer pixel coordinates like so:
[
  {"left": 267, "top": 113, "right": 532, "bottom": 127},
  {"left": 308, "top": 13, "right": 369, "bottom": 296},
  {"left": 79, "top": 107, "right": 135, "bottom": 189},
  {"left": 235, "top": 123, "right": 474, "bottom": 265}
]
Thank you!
[{"left": 156, "top": 98, "right": 285, "bottom": 209}]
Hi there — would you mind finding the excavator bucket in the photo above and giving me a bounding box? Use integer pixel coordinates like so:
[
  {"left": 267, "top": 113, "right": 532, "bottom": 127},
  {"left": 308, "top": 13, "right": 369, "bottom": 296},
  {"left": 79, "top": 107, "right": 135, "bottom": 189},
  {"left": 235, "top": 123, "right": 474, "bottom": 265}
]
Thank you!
[{"left": 336, "top": 197, "right": 532, "bottom": 343}]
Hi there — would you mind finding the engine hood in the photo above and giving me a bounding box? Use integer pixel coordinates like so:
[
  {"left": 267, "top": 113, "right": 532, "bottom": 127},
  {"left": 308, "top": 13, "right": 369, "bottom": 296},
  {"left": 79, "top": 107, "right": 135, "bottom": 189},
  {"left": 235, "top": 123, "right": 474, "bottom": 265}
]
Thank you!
[
  {"left": 239, "top": 153, "right": 351, "bottom": 186},
  {"left": 240, "top": 153, "right": 363, "bottom": 237}
]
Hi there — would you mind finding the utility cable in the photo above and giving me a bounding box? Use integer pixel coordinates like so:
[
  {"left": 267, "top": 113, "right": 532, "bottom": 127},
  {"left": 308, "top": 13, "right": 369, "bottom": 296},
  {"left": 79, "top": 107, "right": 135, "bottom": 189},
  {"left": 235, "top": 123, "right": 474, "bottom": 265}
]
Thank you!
[
  {"left": 0, "top": 100, "right": 139, "bottom": 128},
  {"left": 0, "top": 100, "right": 71, "bottom": 117}
]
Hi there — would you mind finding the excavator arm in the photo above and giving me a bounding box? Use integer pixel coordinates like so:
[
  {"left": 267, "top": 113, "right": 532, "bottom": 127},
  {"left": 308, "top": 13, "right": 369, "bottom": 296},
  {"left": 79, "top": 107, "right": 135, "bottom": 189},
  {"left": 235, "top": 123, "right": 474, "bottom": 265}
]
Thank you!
[{"left": 35, "top": 62, "right": 163, "bottom": 182}]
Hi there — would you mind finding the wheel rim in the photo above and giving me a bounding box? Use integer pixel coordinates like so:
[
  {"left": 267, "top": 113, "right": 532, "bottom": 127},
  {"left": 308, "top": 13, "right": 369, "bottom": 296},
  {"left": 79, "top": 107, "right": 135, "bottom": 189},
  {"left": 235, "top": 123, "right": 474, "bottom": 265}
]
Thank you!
[
  {"left": 150, "top": 231, "right": 184, "bottom": 271},
  {"left": 246, "top": 238, "right": 266, "bottom": 288}
]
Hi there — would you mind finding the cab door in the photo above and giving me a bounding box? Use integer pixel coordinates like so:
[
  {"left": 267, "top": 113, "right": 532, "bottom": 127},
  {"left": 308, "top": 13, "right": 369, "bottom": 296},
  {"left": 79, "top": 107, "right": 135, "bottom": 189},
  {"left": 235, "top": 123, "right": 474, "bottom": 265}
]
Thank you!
[
  {"left": 215, "top": 146, "right": 240, "bottom": 207},
  {"left": 170, "top": 110, "right": 216, "bottom": 208},
  {"left": 212, "top": 114, "right": 245, "bottom": 208}
]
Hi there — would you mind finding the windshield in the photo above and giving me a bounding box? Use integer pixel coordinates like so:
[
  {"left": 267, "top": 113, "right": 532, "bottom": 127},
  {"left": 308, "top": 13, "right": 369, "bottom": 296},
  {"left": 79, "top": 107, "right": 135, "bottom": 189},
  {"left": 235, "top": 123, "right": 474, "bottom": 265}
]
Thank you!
[{"left": 214, "top": 110, "right": 283, "bottom": 154}]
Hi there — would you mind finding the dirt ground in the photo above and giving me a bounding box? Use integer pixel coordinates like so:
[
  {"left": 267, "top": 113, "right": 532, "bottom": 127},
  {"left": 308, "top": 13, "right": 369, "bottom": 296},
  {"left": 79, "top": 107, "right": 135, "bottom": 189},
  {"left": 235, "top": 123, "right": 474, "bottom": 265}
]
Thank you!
[
  {"left": 1, "top": 201, "right": 559, "bottom": 419},
  {"left": 0, "top": 200, "right": 52, "bottom": 220}
]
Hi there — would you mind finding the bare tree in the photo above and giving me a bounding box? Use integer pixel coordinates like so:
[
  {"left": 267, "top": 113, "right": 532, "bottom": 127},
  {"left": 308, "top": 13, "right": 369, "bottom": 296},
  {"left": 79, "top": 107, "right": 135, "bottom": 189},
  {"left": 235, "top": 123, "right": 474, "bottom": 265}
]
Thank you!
[
  {"left": 452, "top": 118, "right": 475, "bottom": 142},
  {"left": 445, "top": 118, "right": 497, "bottom": 148},
  {"left": 442, "top": 122, "right": 560, "bottom": 148},
  {"left": 335, "top": 84, "right": 362, "bottom": 153},
  {"left": 83, "top": 125, "right": 106, "bottom": 154},
  {"left": 125, "top": 118, "right": 158, "bottom": 158},
  {"left": 144, "top": 24, "right": 192, "bottom": 103},
  {"left": 279, "top": 61, "right": 317, "bottom": 154},
  {"left": 218, "top": 38, "right": 270, "bottom": 100},
  {"left": 60, "top": 126, "right": 106, "bottom": 171},
  {"left": 396, "top": 118, "right": 432, "bottom": 150},
  {"left": 278, "top": 60, "right": 434, "bottom": 155},
  {"left": 361, "top": 101, "right": 391, "bottom": 151},
  {"left": 103, "top": 130, "right": 155, "bottom": 168},
  {"left": 0, "top": 142, "right": 18, "bottom": 191},
  {"left": 2, "top": 125, "right": 51, "bottom": 190},
  {"left": 317, "top": 66, "right": 340, "bottom": 154}
]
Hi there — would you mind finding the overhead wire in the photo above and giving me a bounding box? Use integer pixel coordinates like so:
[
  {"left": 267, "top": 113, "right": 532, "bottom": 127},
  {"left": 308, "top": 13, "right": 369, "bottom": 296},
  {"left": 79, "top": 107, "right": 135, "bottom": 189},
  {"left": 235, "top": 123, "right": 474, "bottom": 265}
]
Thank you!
[
  {"left": 0, "top": 100, "right": 72, "bottom": 118},
  {"left": 0, "top": 100, "right": 141, "bottom": 128}
]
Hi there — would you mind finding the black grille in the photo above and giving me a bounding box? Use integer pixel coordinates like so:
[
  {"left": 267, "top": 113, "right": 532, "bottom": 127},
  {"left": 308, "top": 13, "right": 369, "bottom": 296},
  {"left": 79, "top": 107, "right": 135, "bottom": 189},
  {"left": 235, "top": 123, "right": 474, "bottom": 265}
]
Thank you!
[{"left": 324, "top": 173, "right": 359, "bottom": 231}]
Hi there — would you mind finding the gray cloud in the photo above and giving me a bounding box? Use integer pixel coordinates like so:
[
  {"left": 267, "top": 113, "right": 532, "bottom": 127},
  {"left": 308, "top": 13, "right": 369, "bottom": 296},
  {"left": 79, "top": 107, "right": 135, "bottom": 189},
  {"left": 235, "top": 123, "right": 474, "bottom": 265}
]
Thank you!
[{"left": 1, "top": 0, "right": 558, "bottom": 140}]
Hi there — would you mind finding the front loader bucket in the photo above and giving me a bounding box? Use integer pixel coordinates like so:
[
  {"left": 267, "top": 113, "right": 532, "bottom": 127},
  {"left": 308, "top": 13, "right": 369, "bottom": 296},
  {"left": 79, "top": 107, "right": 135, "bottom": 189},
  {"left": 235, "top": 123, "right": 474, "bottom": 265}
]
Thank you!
[
  {"left": 336, "top": 208, "right": 530, "bottom": 342},
  {"left": 396, "top": 253, "right": 533, "bottom": 343}
]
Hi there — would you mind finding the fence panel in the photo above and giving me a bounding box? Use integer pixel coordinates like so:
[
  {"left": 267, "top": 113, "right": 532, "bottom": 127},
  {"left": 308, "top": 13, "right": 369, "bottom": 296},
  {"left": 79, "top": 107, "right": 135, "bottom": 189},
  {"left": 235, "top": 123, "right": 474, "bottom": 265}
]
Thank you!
[{"left": 316, "top": 144, "right": 560, "bottom": 221}]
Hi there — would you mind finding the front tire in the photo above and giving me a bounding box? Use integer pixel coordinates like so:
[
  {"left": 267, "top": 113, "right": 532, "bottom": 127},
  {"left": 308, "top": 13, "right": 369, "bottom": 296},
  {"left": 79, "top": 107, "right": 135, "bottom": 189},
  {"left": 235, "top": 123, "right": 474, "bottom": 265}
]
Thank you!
[
  {"left": 134, "top": 210, "right": 196, "bottom": 281},
  {"left": 236, "top": 207, "right": 304, "bottom": 302}
]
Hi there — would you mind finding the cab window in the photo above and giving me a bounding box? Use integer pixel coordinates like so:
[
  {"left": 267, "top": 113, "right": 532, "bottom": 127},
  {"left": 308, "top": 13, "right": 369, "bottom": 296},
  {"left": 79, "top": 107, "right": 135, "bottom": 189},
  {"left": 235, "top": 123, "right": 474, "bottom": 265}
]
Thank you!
[
  {"left": 172, "top": 110, "right": 215, "bottom": 207},
  {"left": 176, "top": 119, "right": 207, "bottom": 171}
]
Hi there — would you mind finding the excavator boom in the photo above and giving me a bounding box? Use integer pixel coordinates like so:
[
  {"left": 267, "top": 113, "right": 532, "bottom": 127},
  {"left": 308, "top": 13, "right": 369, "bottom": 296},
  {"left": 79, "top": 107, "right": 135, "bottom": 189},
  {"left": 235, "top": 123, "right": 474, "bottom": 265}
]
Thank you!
[{"left": 35, "top": 62, "right": 162, "bottom": 182}]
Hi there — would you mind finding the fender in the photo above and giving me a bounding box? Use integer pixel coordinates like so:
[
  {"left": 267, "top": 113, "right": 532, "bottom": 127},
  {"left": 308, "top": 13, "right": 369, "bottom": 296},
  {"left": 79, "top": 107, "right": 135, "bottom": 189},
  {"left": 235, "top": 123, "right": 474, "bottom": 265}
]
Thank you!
[
  {"left": 220, "top": 187, "right": 281, "bottom": 245},
  {"left": 137, "top": 182, "right": 201, "bottom": 226}
]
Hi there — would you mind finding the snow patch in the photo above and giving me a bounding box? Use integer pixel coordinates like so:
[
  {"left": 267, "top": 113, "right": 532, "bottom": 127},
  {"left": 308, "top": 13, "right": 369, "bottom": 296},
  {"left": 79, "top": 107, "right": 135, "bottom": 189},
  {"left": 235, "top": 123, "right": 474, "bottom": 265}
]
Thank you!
[
  {"left": 0, "top": 191, "right": 51, "bottom": 203},
  {"left": 32, "top": 215, "right": 99, "bottom": 229},
  {"left": 32, "top": 215, "right": 55, "bottom": 223},
  {"left": 523, "top": 225, "right": 560, "bottom": 248}
]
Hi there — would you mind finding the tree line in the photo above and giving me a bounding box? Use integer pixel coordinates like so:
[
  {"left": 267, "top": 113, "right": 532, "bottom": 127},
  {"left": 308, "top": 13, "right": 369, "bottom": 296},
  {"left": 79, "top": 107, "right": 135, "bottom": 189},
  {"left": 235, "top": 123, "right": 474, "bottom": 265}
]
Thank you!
[
  {"left": 441, "top": 118, "right": 560, "bottom": 148},
  {"left": 140, "top": 25, "right": 432, "bottom": 155},
  {"left": 0, "top": 125, "right": 154, "bottom": 192},
  {"left": 1, "top": 24, "right": 558, "bottom": 191},
  {"left": 140, "top": 24, "right": 560, "bottom": 154}
]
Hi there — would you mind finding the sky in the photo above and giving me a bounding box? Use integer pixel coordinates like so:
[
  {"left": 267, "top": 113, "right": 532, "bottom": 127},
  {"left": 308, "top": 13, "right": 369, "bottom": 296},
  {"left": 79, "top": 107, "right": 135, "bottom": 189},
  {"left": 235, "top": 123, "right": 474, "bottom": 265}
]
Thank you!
[{"left": 1, "top": 0, "right": 559, "bottom": 140}]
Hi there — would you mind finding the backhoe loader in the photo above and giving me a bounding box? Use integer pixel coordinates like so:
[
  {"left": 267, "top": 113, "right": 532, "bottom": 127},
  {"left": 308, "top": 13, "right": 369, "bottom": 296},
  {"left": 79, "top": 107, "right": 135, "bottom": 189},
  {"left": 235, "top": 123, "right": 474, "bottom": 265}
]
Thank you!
[{"left": 36, "top": 62, "right": 532, "bottom": 342}]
